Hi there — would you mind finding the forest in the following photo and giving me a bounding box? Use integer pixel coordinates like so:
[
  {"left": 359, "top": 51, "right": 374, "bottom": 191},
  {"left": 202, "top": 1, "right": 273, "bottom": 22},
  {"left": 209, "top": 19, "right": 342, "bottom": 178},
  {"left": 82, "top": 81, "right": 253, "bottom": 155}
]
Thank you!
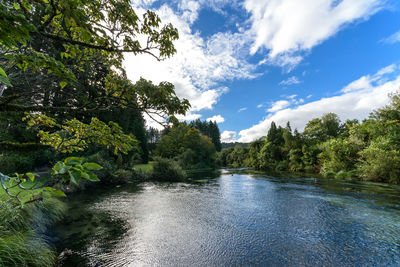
[{"left": 218, "top": 92, "right": 400, "bottom": 184}]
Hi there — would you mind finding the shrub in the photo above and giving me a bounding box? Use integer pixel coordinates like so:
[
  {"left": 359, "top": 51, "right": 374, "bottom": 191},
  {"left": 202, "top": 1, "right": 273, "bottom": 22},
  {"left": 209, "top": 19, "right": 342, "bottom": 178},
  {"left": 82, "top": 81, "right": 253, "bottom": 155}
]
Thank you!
[
  {"left": 323, "top": 170, "right": 336, "bottom": 178},
  {"left": 335, "top": 170, "right": 356, "bottom": 180},
  {"left": 0, "top": 153, "right": 35, "bottom": 175},
  {"left": 357, "top": 137, "right": 400, "bottom": 184},
  {"left": 113, "top": 169, "right": 134, "bottom": 180},
  {"left": 151, "top": 157, "right": 187, "bottom": 182}
]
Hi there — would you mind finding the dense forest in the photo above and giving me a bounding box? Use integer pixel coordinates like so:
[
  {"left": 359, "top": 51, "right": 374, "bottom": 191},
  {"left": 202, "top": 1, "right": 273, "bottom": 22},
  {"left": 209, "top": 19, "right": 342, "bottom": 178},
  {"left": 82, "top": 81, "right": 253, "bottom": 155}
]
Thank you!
[{"left": 218, "top": 92, "right": 400, "bottom": 184}]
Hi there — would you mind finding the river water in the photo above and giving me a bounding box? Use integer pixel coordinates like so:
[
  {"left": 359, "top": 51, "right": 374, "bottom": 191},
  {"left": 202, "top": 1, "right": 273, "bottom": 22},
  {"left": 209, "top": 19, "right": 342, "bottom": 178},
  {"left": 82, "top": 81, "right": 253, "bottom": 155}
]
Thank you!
[{"left": 56, "top": 170, "right": 400, "bottom": 266}]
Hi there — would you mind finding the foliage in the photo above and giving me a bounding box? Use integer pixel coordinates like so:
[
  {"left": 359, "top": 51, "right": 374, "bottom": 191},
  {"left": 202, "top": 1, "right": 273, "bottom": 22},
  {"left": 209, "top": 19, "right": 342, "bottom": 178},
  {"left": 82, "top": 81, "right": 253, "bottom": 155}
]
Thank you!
[
  {"left": 0, "top": 0, "right": 191, "bottom": 204},
  {"left": 151, "top": 157, "right": 187, "bottom": 182},
  {"left": 51, "top": 157, "right": 102, "bottom": 185},
  {"left": 0, "top": 153, "right": 35, "bottom": 175},
  {"left": 357, "top": 136, "right": 400, "bottom": 184},
  {"left": 218, "top": 92, "right": 400, "bottom": 184},
  {"left": 25, "top": 114, "right": 138, "bottom": 154},
  {"left": 319, "top": 138, "right": 362, "bottom": 175},
  {"left": 0, "top": 192, "right": 66, "bottom": 266},
  {"left": 155, "top": 123, "right": 217, "bottom": 169},
  {"left": 190, "top": 119, "right": 222, "bottom": 151}
]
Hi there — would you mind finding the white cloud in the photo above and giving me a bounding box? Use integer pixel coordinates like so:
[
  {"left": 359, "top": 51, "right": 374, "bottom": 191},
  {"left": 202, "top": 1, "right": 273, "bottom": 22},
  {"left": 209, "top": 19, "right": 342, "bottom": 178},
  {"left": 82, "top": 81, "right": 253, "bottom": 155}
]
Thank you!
[
  {"left": 123, "top": 3, "right": 257, "bottom": 126},
  {"left": 257, "top": 104, "right": 264, "bottom": 108},
  {"left": 342, "top": 64, "right": 396, "bottom": 93},
  {"left": 176, "top": 112, "right": 202, "bottom": 121},
  {"left": 221, "top": 131, "right": 237, "bottom": 143},
  {"left": 206, "top": 115, "right": 225, "bottom": 123},
  {"left": 380, "top": 30, "right": 400, "bottom": 44},
  {"left": 238, "top": 64, "right": 400, "bottom": 142},
  {"left": 267, "top": 100, "right": 291, "bottom": 112},
  {"left": 238, "top": 107, "right": 247, "bottom": 112},
  {"left": 279, "top": 76, "right": 302, "bottom": 86},
  {"left": 244, "top": 0, "right": 384, "bottom": 68}
]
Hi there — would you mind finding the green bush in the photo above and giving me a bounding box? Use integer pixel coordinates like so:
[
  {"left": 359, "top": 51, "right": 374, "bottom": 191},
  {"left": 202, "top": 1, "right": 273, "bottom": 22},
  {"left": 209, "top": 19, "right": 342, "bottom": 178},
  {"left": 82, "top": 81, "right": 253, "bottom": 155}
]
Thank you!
[
  {"left": 0, "top": 153, "right": 35, "bottom": 175},
  {"left": 323, "top": 170, "right": 336, "bottom": 178},
  {"left": 114, "top": 169, "right": 134, "bottom": 180},
  {"left": 275, "top": 160, "right": 289, "bottom": 172},
  {"left": 151, "top": 157, "right": 187, "bottom": 182},
  {"left": 335, "top": 170, "right": 356, "bottom": 180}
]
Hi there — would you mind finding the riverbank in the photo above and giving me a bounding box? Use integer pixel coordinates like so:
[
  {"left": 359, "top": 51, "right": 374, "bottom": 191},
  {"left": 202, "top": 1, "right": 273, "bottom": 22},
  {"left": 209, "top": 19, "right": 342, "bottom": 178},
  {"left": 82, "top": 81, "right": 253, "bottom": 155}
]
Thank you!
[{"left": 0, "top": 190, "right": 66, "bottom": 266}]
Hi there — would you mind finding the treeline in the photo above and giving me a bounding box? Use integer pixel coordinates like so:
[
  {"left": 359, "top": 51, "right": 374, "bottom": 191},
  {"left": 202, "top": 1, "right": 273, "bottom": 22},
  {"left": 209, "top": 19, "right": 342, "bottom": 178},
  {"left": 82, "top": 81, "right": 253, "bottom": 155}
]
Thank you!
[
  {"left": 218, "top": 92, "right": 400, "bottom": 184},
  {"left": 148, "top": 120, "right": 221, "bottom": 171}
]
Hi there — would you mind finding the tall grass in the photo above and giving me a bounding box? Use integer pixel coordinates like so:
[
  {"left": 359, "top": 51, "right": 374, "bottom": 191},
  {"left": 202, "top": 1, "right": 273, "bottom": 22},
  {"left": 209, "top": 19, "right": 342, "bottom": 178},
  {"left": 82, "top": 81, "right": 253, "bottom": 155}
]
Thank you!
[{"left": 0, "top": 192, "right": 66, "bottom": 266}]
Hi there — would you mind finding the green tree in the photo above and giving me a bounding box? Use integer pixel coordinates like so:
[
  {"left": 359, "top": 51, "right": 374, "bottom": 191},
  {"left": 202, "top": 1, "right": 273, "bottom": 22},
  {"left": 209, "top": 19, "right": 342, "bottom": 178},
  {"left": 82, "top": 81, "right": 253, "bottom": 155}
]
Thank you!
[
  {"left": 0, "top": 0, "right": 191, "bottom": 202},
  {"left": 155, "top": 123, "right": 216, "bottom": 169}
]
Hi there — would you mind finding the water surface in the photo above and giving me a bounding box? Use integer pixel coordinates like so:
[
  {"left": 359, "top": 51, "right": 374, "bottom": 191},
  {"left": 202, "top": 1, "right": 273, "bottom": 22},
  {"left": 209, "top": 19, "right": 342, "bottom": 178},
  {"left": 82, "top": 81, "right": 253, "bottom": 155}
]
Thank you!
[{"left": 56, "top": 170, "right": 400, "bottom": 266}]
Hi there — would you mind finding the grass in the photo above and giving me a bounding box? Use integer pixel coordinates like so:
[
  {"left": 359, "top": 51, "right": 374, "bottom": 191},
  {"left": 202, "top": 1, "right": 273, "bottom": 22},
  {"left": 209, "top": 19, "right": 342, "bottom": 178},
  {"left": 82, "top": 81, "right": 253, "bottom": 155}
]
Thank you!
[
  {"left": 0, "top": 189, "right": 66, "bottom": 266},
  {"left": 133, "top": 161, "right": 155, "bottom": 172}
]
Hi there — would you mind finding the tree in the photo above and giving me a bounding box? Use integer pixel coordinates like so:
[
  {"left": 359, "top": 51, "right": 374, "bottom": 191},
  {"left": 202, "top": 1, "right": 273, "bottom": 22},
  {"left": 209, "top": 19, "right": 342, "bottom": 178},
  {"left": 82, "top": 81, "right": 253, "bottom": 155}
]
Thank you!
[
  {"left": 190, "top": 119, "right": 222, "bottom": 151},
  {"left": 303, "top": 113, "right": 342, "bottom": 142},
  {"left": 155, "top": 123, "right": 216, "bottom": 169},
  {"left": 0, "top": 0, "right": 190, "bottom": 203}
]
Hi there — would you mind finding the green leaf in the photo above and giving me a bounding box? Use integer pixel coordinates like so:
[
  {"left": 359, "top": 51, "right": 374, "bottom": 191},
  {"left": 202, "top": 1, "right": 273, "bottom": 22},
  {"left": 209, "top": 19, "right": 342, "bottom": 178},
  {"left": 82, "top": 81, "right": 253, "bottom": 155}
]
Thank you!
[
  {"left": 43, "top": 187, "right": 66, "bottom": 197},
  {"left": 25, "top": 172, "right": 36, "bottom": 181},
  {"left": 87, "top": 172, "right": 100, "bottom": 182},
  {"left": 64, "top": 157, "right": 84, "bottom": 165},
  {"left": 83, "top": 162, "right": 103, "bottom": 171},
  {"left": 69, "top": 171, "right": 81, "bottom": 184},
  {"left": 13, "top": 3, "right": 20, "bottom": 10},
  {"left": 52, "top": 162, "right": 71, "bottom": 174},
  {"left": 52, "top": 161, "right": 64, "bottom": 173},
  {"left": 60, "top": 81, "right": 67, "bottom": 88},
  {"left": 0, "top": 67, "right": 7, "bottom": 77},
  {"left": 80, "top": 171, "right": 90, "bottom": 180},
  {"left": 0, "top": 76, "right": 12, "bottom": 86}
]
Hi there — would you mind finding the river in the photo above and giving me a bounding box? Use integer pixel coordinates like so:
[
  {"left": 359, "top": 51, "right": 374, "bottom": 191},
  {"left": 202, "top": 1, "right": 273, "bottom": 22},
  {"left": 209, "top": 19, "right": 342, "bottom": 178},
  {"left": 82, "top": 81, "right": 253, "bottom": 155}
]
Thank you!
[{"left": 55, "top": 169, "right": 400, "bottom": 266}]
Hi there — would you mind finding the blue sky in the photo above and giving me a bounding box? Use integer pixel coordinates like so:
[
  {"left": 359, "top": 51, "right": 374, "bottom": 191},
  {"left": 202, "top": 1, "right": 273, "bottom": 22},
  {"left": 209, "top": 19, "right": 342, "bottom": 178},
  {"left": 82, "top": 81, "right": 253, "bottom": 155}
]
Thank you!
[{"left": 125, "top": 0, "right": 400, "bottom": 142}]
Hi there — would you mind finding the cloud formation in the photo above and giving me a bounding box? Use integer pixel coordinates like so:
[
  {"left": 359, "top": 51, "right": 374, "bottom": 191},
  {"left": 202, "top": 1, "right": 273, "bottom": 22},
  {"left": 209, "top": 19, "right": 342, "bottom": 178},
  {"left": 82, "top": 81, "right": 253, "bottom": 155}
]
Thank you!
[
  {"left": 126, "top": 0, "right": 388, "bottom": 128},
  {"left": 267, "top": 100, "right": 291, "bottom": 112},
  {"left": 221, "top": 131, "right": 237, "bottom": 143},
  {"left": 279, "top": 76, "right": 302, "bottom": 86},
  {"left": 206, "top": 115, "right": 225, "bottom": 123},
  {"left": 244, "top": 0, "right": 384, "bottom": 68},
  {"left": 124, "top": 3, "right": 257, "bottom": 123},
  {"left": 380, "top": 30, "right": 400, "bottom": 44},
  {"left": 238, "top": 65, "right": 400, "bottom": 142}
]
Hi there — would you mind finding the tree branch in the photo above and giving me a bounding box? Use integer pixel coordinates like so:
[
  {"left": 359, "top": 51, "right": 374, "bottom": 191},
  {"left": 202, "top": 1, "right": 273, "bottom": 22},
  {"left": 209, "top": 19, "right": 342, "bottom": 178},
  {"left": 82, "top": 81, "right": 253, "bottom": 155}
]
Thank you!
[{"left": 39, "top": 33, "right": 161, "bottom": 61}]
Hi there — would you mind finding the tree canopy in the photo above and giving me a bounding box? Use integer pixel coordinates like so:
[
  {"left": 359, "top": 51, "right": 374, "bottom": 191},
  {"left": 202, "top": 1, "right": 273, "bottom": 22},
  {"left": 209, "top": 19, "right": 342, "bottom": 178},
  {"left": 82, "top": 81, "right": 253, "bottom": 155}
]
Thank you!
[{"left": 0, "top": 0, "right": 190, "bottom": 204}]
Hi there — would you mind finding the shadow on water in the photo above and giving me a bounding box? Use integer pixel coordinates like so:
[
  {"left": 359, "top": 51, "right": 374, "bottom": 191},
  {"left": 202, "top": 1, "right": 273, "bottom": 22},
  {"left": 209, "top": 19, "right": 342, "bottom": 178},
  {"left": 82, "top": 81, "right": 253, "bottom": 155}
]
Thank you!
[
  {"left": 54, "top": 184, "right": 141, "bottom": 266},
  {"left": 54, "top": 169, "right": 400, "bottom": 266}
]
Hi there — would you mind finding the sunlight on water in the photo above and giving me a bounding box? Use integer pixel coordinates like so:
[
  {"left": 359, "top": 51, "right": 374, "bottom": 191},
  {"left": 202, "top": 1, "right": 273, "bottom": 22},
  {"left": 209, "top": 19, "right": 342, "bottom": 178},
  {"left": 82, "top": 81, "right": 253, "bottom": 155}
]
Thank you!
[{"left": 56, "top": 171, "right": 400, "bottom": 266}]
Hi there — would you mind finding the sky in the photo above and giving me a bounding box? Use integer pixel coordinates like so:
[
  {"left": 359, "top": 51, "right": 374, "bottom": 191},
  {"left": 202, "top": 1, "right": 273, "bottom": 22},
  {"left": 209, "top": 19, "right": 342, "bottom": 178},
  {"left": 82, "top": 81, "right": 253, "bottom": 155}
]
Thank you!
[{"left": 125, "top": 0, "right": 400, "bottom": 143}]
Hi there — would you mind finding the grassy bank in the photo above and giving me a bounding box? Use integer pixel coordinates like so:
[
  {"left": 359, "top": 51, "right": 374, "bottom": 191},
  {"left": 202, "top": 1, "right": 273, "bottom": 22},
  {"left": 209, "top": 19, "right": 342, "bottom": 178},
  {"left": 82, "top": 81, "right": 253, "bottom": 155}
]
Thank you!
[
  {"left": 0, "top": 191, "right": 66, "bottom": 266},
  {"left": 133, "top": 161, "right": 155, "bottom": 173}
]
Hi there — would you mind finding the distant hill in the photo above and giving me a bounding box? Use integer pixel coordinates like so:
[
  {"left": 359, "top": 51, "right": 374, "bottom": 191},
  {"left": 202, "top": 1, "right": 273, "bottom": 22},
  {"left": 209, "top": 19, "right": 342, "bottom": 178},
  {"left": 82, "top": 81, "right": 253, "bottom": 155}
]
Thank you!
[{"left": 221, "top": 142, "right": 249, "bottom": 149}]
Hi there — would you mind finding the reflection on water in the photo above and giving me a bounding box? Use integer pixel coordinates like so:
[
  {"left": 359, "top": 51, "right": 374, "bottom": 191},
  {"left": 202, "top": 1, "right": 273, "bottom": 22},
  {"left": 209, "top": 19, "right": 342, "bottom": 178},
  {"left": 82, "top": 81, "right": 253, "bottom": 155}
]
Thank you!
[{"left": 56, "top": 170, "right": 400, "bottom": 266}]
